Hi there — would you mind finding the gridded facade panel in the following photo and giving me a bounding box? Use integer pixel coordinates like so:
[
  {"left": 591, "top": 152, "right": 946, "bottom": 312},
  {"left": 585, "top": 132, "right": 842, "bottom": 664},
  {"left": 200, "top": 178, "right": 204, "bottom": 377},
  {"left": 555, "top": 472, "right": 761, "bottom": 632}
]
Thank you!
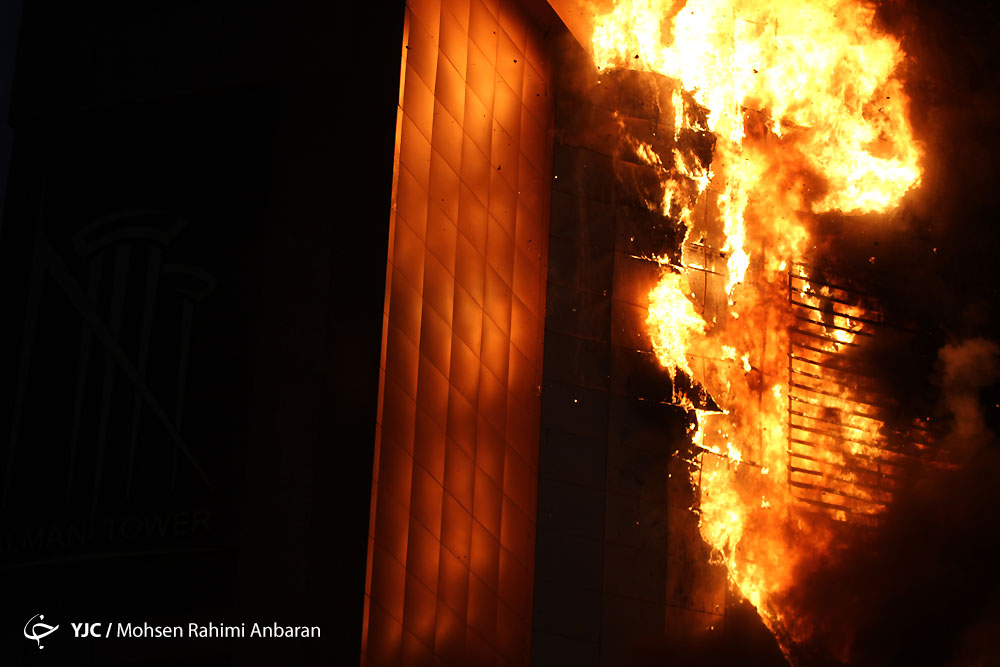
[{"left": 364, "top": 0, "right": 554, "bottom": 664}]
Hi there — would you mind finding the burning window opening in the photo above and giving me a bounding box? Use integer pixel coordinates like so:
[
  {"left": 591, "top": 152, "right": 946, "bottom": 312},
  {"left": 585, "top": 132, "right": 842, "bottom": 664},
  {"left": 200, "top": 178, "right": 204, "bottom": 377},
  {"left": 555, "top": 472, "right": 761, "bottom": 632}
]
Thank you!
[{"left": 786, "top": 264, "right": 936, "bottom": 523}]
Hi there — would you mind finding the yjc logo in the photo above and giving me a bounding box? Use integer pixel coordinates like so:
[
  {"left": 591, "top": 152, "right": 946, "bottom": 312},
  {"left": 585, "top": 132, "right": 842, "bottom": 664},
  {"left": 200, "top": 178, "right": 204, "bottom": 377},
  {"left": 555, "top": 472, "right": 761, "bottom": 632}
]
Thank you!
[
  {"left": 71, "top": 622, "right": 104, "bottom": 638},
  {"left": 23, "top": 614, "right": 59, "bottom": 649}
]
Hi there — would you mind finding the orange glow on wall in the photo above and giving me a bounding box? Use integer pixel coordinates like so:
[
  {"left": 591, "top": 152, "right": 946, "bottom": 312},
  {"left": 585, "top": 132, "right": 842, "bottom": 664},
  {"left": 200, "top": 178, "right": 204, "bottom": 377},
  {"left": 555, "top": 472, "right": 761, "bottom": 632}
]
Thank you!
[{"left": 363, "top": 0, "right": 553, "bottom": 664}]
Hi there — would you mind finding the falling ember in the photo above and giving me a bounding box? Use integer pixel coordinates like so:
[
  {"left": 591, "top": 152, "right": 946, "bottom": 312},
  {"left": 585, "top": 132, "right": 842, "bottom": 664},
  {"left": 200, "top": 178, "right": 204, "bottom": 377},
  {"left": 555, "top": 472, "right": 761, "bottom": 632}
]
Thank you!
[{"left": 590, "top": 0, "right": 924, "bottom": 659}]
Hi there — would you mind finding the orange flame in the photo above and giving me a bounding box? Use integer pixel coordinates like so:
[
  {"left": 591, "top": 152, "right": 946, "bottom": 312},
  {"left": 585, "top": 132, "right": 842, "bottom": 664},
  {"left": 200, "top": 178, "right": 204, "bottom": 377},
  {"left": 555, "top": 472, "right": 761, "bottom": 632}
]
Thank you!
[
  {"left": 646, "top": 271, "right": 706, "bottom": 380},
  {"left": 591, "top": 0, "right": 923, "bottom": 657}
]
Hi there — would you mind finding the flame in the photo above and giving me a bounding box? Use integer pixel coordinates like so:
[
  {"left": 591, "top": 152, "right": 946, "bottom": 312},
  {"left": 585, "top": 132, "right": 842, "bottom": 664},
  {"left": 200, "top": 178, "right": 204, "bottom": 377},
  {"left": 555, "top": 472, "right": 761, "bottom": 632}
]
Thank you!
[
  {"left": 591, "top": 0, "right": 923, "bottom": 658},
  {"left": 593, "top": 0, "right": 921, "bottom": 214},
  {"left": 646, "top": 271, "right": 706, "bottom": 380}
]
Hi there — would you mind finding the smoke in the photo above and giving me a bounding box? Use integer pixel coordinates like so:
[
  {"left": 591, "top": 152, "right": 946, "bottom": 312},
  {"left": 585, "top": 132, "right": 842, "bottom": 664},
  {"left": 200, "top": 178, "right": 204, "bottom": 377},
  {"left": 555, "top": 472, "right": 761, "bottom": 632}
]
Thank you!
[
  {"left": 938, "top": 338, "right": 1000, "bottom": 457},
  {"left": 775, "top": 337, "right": 1000, "bottom": 666}
]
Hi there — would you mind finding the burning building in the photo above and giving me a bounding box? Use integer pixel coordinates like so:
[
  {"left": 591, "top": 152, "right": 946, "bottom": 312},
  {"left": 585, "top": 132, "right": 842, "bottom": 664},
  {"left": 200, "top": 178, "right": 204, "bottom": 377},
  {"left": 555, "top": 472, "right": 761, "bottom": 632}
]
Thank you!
[
  {"left": 363, "top": 0, "right": 1000, "bottom": 663},
  {"left": 2, "top": 0, "right": 1000, "bottom": 664}
]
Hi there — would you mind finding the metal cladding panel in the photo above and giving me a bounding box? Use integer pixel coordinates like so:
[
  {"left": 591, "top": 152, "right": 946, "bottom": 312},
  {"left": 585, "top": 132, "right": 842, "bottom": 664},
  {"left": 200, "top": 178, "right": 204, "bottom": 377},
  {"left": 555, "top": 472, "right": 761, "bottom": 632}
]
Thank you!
[{"left": 364, "top": 0, "right": 555, "bottom": 664}]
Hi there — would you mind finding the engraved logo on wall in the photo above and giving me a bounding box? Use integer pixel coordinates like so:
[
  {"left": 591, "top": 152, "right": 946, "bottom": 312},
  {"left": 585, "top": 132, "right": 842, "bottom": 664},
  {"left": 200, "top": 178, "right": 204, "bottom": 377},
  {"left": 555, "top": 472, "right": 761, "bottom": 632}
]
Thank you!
[{"left": 2, "top": 207, "right": 220, "bottom": 565}]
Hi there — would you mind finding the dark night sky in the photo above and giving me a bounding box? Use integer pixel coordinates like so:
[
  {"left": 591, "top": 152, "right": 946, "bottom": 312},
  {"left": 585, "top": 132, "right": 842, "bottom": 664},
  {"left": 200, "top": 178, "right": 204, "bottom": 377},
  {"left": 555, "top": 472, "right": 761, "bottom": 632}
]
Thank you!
[{"left": 0, "top": 0, "right": 23, "bottom": 230}]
